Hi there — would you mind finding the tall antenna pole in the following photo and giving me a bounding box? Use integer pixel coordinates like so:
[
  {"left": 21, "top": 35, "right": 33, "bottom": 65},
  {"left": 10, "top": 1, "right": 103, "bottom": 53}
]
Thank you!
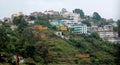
[{"left": 16, "top": 52, "right": 19, "bottom": 65}]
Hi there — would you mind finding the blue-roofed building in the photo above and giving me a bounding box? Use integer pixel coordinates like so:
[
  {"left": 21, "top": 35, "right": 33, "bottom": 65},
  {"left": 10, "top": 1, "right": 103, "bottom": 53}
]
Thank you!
[{"left": 49, "top": 20, "right": 64, "bottom": 26}]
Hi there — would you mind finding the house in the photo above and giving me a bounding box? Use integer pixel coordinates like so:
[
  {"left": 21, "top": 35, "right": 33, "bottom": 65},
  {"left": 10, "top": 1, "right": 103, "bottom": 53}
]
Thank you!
[
  {"left": 49, "top": 20, "right": 68, "bottom": 30},
  {"left": 97, "top": 24, "right": 120, "bottom": 43},
  {"left": 56, "top": 26, "right": 68, "bottom": 31},
  {"left": 87, "top": 27, "right": 92, "bottom": 34},
  {"left": 18, "top": 12, "right": 23, "bottom": 15},
  {"left": 98, "top": 31, "right": 118, "bottom": 38},
  {"left": 97, "top": 25, "right": 113, "bottom": 32},
  {"left": 11, "top": 12, "right": 24, "bottom": 20},
  {"left": 27, "top": 20, "right": 35, "bottom": 24},
  {"left": 30, "top": 11, "right": 43, "bottom": 16},
  {"left": 3, "top": 17, "right": 12, "bottom": 23},
  {"left": 97, "top": 25, "right": 116, "bottom": 38},
  {"left": 98, "top": 30, "right": 119, "bottom": 43},
  {"left": 97, "top": 27, "right": 104, "bottom": 31},
  {"left": 49, "top": 20, "right": 64, "bottom": 27},
  {"left": 10, "top": 25, "right": 17, "bottom": 30},
  {"left": 11, "top": 13, "right": 18, "bottom": 20},
  {"left": 54, "top": 31, "right": 70, "bottom": 40},
  {"left": 103, "top": 25, "right": 113, "bottom": 31},
  {"left": 91, "top": 25, "right": 98, "bottom": 32},
  {"left": 71, "top": 24, "right": 88, "bottom": 34},
  {"left": 61, "top": 12, "right": 80, "bottom": 21},
  {"left": 35, "top": 25, "right": 48, "bottom": 30},
  {"left": 54, "top": 31, "right": 63, "bottom": 36}
]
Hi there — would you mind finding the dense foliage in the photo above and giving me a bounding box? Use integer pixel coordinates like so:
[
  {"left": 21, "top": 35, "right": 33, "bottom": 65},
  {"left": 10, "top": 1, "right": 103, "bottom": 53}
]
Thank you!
[
  {"left": 117, "top": 20, "right": 120, "bottom": 36},
  {"left": 73, "top": 9, "right": 85, "bottom": 19}
]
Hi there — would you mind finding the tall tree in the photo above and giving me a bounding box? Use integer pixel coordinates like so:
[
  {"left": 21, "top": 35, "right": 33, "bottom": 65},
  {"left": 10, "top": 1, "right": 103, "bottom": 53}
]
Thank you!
[
  {"left": 117, "top": 20, "right": 120, "bottom": 37},
  {"left": 13, "top": 15, "right": 28, "bottom": 33},
  {"left": 73, "top": 9, "right": 85, "bottom": 18},
  {"left": 93, "top": 12, "right": 101, "bottom": 21}
]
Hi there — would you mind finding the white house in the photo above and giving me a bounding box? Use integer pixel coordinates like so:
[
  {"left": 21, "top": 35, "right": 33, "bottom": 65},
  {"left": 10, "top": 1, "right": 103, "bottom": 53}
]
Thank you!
[
  {"left": 27, "top": 20, "right": 35, "bottom": 24},
  {"left": 91, "top": 25, "right": 98, "bottom": 32},
  {"left": 54, "top": 31, "right": 70, "bottom": 40},
  {"left": 103, "top": 25, "right": 113, "bottom": 31},
  {"left": 62, "top": 12, "right": 80, "bottom": 21},
  {"left": 98, "top": 31, "right": 118, "bottom": 38},
  {"left": 10, "top": 25, "right": 17, "bottom": 30}
]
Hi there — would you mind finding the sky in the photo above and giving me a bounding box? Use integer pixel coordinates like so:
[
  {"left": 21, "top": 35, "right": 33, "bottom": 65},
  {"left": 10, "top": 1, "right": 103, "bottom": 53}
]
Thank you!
[{"left": 0, "top": 0, "right": 119, "bottom": 20}]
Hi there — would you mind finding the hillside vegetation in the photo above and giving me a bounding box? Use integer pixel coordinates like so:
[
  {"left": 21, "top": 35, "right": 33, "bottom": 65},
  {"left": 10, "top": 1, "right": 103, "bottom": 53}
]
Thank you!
[{"left": 0, "top": 15, "right": 119, "bottom": 65}]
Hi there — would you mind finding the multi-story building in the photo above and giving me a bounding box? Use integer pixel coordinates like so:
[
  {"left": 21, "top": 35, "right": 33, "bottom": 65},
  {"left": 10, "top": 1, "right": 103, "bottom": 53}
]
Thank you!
[
  {"left": 11, "top": 12, "right": 24, "bottom": 20},
  {"left": 103, "top": 25, "right": 113, "bottom": 31},
  {"left": 62, "top": 20, "right": 81, "bottom": 28},
  {"left": 98, "top": 31, "right": 118, "bottom": 38},
  {"left": 71, "top": 24, "right": 87, "bottom": 34}
]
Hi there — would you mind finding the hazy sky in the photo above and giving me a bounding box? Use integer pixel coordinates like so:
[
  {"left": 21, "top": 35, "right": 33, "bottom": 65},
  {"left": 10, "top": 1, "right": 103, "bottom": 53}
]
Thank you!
[{"left": 0, "top": 0, "right": 119, "bottom": 20}]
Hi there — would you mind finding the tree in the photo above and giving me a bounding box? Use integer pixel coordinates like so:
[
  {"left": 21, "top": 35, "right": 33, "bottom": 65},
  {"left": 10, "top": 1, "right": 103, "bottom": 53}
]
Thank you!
[
  {"left": 117, "top": 20, "right": 120, "bottom": 37},
  {"left": 73, "top": 9, "right": 85, "bottom": 18},
  {"left": 93, "top": 12, "right": 101, "bottom": 21},
  {"left": 0, "top": 26, "right": 9, "bottom": 51},
  {"left": 114, "top": 44, "right": 120, "bottom": 65},
  {"left": 29, "top": 15, "right": 36, "bottom": 20},
  {"left": 90, "top": 32, "right": 100, "bottom": 39},
  {"left": 13, "top": 15, "right": 28, "bottom": 33},
  {"left": 82, "top": 20, "right": 91, "bottom": 26}
]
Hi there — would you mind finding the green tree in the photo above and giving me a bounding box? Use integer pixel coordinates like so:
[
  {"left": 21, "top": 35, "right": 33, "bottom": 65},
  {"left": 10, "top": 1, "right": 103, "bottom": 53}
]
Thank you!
[
  {"left": 114, "top": 44, "right": 120, "bottom": 65},
  {"left": 29, "top": 15, "right": 36, "bottom": 20},
  {"left": 0, "top": 26, "right": 9, "bottom": 51},
  {"left": 93, "top": 12, "right": 101, "bottom": 21},
  {"left": 13, "top": 15, "right": 28, "bottom": 33},
  {"left": 82, "top": 20, "right": 91, "bottom": 26},
  {"left": 113, "top": 26, "right": 118, "bottom": 32},
  {"left": 73, "top": 9, "right": 85, "bottom": 18},
  {"left": 117, "top": 20, "right": 120, "bottom": 36},
  {"left": 90, "top": 32, "right": 100, "bottom": 39}
]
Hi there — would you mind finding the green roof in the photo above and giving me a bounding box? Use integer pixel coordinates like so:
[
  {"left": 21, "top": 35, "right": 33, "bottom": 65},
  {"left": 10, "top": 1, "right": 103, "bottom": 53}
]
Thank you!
[{"left": 50, "top": 20, "right": 64, "bottom": 26}]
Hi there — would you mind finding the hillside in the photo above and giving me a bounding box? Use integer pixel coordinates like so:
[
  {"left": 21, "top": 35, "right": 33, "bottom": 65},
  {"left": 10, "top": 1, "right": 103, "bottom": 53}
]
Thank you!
[{"left": 0, "top": 14, "right": 119, "bottom": 65}]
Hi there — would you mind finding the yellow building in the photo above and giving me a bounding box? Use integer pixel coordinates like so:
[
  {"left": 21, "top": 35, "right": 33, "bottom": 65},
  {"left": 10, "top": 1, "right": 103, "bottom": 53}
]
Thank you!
[
  {"left": 56, "top": 26, "right": 67, "bottom": 31},
  {"left": 35, "top": 25, "right": 48, "bottom": 30}
]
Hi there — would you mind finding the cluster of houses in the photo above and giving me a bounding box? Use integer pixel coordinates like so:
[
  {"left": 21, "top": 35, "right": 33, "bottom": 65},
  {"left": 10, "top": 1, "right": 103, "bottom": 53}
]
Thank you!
[{"left": 0, "top": 8, "right": 120, "bottom": 43}]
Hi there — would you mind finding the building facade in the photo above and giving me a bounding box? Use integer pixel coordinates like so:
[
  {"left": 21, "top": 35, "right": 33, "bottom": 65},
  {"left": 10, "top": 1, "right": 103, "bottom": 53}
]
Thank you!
[{"left": 71, "top": 24, "right": 87, "bottom": 34}]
